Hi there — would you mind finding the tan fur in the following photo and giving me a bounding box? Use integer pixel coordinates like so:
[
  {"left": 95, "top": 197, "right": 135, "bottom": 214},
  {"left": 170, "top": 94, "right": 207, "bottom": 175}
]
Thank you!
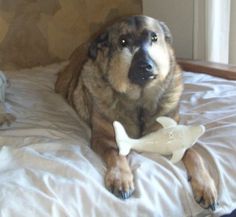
[
  {"left": 108, "top": 48, "right": 140, "bottom": 98},
  {"left": 55, "top": 43, "right": 89, "bottom": 103},
  {"left": 183, "top": 149, "right": 217, "bottom": 209},
  {"left": 55, "top": 15, "right": 217, "bottom": 207}
]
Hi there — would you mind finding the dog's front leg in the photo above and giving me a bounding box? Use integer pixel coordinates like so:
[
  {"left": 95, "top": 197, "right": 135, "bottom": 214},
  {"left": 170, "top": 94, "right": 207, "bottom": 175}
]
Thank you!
[
  {"left": 182, "top": 148, "right": 217, "bottom": 210},
  {"left": 91, "top": 111, "right": 134, "bottom": 199}
]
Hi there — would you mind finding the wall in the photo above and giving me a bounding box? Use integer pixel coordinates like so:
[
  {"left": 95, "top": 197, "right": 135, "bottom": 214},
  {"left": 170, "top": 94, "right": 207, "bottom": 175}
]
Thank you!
[
  {"left": 229, "top": 0, "right": 236, "bottom": 64},
  {"left": 143, "top": 0, "right": 236, "bottom": 65},
  {"left": 0, "top": 0, "right": 142, "bottom": 70},
  {"left": 143, "top": 0, "right": 194, "bottom": 59}
]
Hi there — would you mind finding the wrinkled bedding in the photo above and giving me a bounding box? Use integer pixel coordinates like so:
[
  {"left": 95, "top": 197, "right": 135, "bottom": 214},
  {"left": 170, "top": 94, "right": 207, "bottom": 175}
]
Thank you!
[{"left": 0, "top": 63, "right": 235, "bottom": 217}]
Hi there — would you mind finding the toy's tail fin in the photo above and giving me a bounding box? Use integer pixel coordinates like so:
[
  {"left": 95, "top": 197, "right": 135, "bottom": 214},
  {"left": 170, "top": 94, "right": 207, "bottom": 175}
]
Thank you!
[{"left": 113, "top": 121, "right": 132, "bottom": 156}]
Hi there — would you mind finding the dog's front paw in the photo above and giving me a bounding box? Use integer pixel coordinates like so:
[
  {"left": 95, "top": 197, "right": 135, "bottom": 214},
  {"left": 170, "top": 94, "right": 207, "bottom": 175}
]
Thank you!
[
  {"left": 105, "top": 166, "right": 134, "bottom": 199},
  {"left": 189, "top": 171, "right": 217, "bottom": 211},
  {"left": 0, "top": 113, "right": 16, "bottom": 126}
]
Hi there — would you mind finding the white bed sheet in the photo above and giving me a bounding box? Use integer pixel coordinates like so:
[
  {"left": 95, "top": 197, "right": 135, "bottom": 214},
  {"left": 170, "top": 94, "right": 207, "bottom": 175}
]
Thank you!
[{"left": 0, "top": 63, "right": 235, "bottom": 217}]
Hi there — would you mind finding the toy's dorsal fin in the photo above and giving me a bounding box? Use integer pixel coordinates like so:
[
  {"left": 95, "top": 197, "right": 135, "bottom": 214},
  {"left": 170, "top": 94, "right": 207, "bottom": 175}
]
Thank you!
[
  {"left": 156, "top": 116, "right": 177, "bottom": 128},
  {"left": 170, "top": 149, "right": 186, "bottom": 163}
]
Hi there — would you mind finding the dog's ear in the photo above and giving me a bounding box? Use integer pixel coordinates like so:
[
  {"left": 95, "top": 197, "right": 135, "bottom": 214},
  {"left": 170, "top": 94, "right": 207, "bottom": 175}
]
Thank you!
[
  {"left": 159, "top": 21, "right": 173, "bottom": 44},
  {"left": 88, "top": 32, "right": 109, "bottom": 60}
]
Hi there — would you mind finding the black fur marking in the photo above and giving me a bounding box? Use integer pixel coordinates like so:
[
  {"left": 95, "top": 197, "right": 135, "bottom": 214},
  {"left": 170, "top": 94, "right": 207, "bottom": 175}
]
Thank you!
[{"left": 88, "top": 32, "right": 109, "bottom": 60}]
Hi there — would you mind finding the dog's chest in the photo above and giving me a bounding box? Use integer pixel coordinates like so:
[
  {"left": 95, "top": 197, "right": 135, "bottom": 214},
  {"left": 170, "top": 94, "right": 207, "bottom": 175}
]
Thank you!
[{"left": 108, "top": 97, "right": 143, "bottom": 138}]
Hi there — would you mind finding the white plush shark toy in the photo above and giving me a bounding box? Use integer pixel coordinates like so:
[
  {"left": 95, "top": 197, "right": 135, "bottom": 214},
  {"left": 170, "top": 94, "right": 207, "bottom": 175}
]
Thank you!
[{"left": 113, "top": 117, "right": 205, "bottom": 163}]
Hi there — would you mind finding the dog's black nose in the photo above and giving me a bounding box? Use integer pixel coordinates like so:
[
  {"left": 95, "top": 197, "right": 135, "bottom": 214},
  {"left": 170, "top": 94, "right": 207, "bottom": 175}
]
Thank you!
[
  {"left": 139, "top": 61, "right": 153, "bottom": 72},
  {"left": 128, "top": 47, "right": 157, "bottom": 86}
]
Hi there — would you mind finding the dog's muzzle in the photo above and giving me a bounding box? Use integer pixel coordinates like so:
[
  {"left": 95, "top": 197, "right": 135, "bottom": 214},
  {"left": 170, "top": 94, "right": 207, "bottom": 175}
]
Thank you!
[{"left": 128, "top": 47, "right": 157, "bottom": 86}]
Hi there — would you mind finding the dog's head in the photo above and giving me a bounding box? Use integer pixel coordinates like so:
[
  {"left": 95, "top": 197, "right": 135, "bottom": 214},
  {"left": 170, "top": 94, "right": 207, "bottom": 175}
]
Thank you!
[{"left": 88, "top": 16, "right": 175, "bottom": 99}]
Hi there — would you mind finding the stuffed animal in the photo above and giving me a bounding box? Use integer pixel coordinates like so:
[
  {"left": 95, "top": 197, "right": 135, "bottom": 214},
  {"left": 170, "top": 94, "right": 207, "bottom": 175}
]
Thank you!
[
  {"left": 0, "top": 71, "right": 16, "bottom": 126},
  {"left": 0, "top": 71, "right": 7, "bottom": 103},
  {"left": 113, "top": 117, "right": 205, "bottom": 163}
]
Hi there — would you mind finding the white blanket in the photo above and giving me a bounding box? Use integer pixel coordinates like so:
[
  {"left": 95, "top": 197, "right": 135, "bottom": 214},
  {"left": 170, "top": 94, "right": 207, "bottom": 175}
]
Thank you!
[{"left": 0, "top": 63, "right": 235, "bottom": 217}]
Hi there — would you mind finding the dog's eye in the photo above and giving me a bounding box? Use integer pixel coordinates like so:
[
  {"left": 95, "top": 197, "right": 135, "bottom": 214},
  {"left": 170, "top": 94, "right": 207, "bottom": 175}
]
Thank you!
[
  {"left": 120, "top": 38, "right": 128, "bottom": 47},
  {"left": 151, "top": 33, "right": 158, "bottom": 42}
]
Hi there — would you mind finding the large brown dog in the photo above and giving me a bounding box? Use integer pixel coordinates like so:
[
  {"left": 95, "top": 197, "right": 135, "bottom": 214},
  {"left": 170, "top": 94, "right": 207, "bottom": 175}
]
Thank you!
[{"left": 55, "top": 16, "right": 217, "bottom": 210}]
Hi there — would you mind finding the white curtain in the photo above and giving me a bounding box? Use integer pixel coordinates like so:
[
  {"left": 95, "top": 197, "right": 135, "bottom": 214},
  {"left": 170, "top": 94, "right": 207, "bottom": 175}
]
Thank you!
[{"left": 193, "top": 0, "right": 235, "bottom": 64}]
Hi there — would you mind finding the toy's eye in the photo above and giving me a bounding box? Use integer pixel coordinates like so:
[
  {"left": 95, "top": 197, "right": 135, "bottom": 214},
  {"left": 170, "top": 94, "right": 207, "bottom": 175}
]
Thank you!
[
  {"left": 120, "top": 38, "right": 128, "bottom": 47},
  {"left": 151, "top": 33, "right": 158, "bottom": 42}
]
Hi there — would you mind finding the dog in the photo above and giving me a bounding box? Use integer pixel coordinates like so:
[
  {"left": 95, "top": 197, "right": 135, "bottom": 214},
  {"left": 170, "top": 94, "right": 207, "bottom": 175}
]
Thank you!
[
  {"left": 55, "top": 15, "right": 217, "bottom": 210},
  {"left": 0, "top": 71, "right": 15, "bottom": 126}
]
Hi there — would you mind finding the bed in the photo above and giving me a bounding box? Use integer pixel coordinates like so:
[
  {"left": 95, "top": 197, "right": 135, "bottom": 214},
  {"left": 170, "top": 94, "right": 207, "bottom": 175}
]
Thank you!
[{"left": 0, "top": 60, "right": 235, "bottom": 217}]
